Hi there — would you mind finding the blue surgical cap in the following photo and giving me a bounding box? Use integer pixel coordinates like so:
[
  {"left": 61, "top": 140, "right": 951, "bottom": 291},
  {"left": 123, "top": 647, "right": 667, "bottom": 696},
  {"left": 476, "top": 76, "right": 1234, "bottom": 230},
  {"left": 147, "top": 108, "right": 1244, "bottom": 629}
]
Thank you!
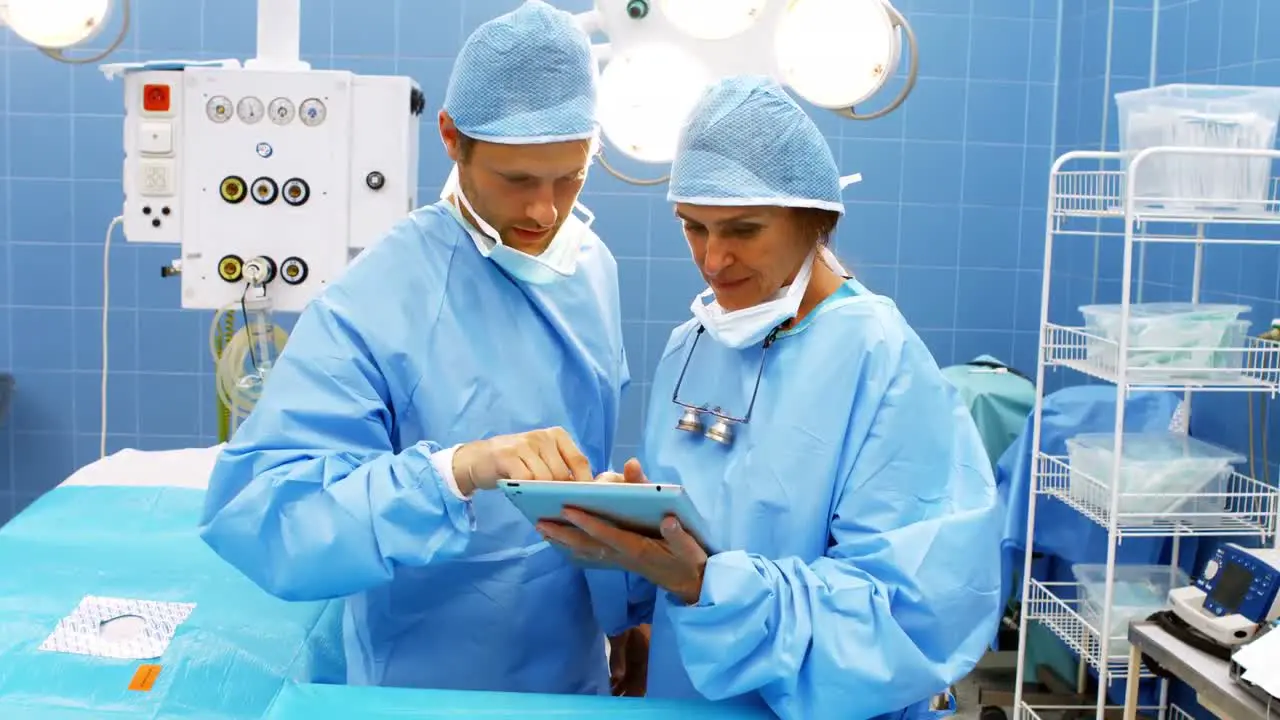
[
  {"left": 668, "top": 75, "right": 845, "bottom": 213},
  {"left": 443, "top": 0, "right": 598, "bottom": 144}
]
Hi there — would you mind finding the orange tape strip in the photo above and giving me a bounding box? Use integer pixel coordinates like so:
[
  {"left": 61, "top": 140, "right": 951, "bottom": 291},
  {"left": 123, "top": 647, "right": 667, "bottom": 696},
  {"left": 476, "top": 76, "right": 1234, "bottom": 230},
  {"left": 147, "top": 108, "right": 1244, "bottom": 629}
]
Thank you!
[{"left": 128, "top": 664, "right": 162, "bottom": 692}]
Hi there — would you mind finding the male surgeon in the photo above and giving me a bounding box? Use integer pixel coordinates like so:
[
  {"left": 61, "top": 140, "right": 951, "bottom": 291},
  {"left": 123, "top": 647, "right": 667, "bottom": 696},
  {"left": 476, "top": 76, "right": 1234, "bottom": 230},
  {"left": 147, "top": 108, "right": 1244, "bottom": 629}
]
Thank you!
[{"left": 199, "top": 0, "right": 632, "bottom": 695}]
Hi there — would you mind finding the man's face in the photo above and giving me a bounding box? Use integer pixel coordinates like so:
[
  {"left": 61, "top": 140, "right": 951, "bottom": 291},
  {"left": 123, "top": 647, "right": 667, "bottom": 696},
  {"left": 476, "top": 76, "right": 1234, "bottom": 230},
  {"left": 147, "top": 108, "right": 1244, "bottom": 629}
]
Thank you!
[{"left": 441, "top": 112, "right": 593, "bottom": 255}]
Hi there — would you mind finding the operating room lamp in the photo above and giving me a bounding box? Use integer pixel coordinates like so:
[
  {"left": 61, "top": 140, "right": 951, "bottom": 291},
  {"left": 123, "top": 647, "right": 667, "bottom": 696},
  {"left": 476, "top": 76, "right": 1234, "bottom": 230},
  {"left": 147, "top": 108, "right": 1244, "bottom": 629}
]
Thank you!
[
  {"left": 578, "top": 0, "right": 919, "bottom": 183},
  {"left": 0, "top": 0, "right": 130, "bottom": 63}
]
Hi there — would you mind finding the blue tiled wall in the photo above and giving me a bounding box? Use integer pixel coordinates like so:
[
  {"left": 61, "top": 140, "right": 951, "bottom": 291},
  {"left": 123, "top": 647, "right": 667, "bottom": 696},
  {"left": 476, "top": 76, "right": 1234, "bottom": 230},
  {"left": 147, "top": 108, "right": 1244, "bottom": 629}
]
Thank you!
[
  {"left": 1046, "top": 0, "right": 1160, "bottom": 382},
  {"left": 0, "top": 0, "right": 1059, "bottom": 523},
  {"left": 1048, "top": 0, "right": 1123, "bottom": 335}
]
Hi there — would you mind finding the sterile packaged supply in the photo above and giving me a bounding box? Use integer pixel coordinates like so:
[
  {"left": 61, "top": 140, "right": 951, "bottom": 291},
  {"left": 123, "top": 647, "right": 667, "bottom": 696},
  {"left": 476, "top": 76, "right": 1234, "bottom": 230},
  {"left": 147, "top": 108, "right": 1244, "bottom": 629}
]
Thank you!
[
  {"left": 1079, "top": 302, "right": 1250, "bottom": 377},
  {"left": 1115, "top": 84, "right": 1280, "bottom": 213},
  {"left": 1073, "top": 563, "right": 1189, "bottom": 653},
  {"left": 1065, "top": 432, "right": 1243, "bottom": 518},
  {"left": 39, "top": 595, "right": 197, "bottom": 660}
]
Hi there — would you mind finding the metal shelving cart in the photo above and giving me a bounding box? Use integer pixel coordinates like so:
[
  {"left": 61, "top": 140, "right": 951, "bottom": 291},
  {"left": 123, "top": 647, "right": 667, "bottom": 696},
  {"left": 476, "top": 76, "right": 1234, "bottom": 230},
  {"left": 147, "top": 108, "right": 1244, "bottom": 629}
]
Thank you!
[{"left": 1011, "top": 145, "right": 1280, "bottom": 720}]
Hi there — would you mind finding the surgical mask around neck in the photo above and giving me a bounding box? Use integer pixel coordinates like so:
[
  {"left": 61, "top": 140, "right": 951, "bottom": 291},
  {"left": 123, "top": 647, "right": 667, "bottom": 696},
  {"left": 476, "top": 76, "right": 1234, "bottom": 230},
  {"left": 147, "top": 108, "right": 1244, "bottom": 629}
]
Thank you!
[
  {"left": 440, "top": 164, "right": 592, "bottom": 285},
  {"left": 690, "top": 247, "right": 818, "bottom": 349},
  {"left": 819, "top": 245, "right": 850, "bottom": 277}
]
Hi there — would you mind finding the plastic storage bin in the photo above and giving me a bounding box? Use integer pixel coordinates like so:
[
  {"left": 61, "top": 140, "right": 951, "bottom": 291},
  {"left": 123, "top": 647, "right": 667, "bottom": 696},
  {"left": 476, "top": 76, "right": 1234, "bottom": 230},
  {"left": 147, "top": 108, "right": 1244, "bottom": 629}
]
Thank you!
[
  {"left": 1079, "top": 302, "right": 1250, "bottom": 375},
  {"left": 1073, "top": 563, "right": 1190, "bottom": 653},
  {"left": 1115, "top": 84, "right": 1280, "bottom": 212},
  {"left": 1178, "top": 466, "right": 1235, "bottom": 516},
  {"left": 1213, "top": 319, "right": 1252, "bottom": 372},
  {"left": 1065, "top": 432, "right": 1243, "bottom": 517}
]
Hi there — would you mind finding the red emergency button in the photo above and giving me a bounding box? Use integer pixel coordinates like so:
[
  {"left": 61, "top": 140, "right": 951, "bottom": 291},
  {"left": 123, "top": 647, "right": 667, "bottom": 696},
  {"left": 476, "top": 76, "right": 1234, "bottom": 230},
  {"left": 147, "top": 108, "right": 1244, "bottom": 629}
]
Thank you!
[{"left": 142, "top": 84, "right": 171, "bottom": 112}]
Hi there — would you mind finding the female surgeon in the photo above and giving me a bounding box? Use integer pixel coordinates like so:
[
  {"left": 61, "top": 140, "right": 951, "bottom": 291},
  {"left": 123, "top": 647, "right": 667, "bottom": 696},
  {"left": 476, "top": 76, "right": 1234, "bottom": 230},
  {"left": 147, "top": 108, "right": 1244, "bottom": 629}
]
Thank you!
[{"left": 539, "top": 75, "right": 1004, "bottom": 719}]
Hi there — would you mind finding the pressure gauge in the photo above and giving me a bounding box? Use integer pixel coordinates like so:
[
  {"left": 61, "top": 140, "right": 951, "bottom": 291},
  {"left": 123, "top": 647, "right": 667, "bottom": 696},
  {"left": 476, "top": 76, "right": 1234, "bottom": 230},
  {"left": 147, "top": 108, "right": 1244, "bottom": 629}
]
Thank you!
[
  {"left": 299, "top": 98, "right": 327, "bottom": 127},
  {"left": 269, "top": 97, "right": 295, "bottom": 125},
  {"left": 237, "top": 96, "right": 265, "bottom": 124},
  {"left": 206, "top": 95, "right": 232, "bottom": 123}
]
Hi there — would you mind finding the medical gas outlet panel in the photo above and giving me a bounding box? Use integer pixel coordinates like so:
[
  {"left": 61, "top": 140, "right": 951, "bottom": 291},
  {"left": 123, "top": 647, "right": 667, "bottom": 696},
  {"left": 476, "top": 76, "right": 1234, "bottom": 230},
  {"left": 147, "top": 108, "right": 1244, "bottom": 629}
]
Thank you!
[{"left": 118, "top": 66, "right": 422, "bottom": 312}]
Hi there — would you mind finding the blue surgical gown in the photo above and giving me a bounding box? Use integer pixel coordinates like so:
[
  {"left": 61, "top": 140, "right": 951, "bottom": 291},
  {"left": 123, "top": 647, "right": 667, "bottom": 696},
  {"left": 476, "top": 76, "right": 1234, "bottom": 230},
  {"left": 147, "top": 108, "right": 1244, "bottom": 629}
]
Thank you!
[
  {"left": 199, "top": 200, "right": 629, "bottom": 694},
  {"left": 589, "top": 279, "right": 1004, "bottom": 719}
]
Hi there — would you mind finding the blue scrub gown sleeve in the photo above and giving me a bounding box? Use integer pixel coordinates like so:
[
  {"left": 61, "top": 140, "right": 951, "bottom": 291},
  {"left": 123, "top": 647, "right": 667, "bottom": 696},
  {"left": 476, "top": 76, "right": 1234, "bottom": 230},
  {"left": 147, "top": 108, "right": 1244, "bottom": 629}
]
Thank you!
[
  {"left": 665, "top": 322, "right": 1004, "bottom": 719},
  {"left": 586, "top": 569, "right": 658, "bottom": 635},
  {"left": 199, "top": 294, "right": 475, "bottom": 603}
]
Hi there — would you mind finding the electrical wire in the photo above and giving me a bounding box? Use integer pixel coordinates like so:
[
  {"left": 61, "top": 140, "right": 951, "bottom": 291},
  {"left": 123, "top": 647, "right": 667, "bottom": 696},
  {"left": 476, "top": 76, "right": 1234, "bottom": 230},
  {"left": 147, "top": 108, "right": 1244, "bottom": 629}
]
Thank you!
[
  {"left": 240, "top": 284, "right": 260, "bottom": 371},
  {"left": 99, "top": 216, "right": 123, "bottom": 460},
  {"left": 1263, "top": 401, "right": 1271, "bottom": 486}
]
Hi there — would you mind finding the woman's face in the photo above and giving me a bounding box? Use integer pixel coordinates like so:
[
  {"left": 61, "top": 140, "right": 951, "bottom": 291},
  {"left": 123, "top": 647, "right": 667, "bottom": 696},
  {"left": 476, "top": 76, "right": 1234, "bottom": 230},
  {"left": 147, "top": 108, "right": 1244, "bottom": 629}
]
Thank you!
[{"left": 676, "top": 204, "right": 815, "bottom": 312}]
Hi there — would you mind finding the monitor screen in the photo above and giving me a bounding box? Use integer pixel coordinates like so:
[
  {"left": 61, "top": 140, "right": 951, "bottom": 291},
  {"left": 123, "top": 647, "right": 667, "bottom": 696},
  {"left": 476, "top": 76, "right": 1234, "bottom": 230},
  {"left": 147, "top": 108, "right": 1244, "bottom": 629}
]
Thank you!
[{"left": 1207, "top": 561, "right": 1252, "bottom": 613}]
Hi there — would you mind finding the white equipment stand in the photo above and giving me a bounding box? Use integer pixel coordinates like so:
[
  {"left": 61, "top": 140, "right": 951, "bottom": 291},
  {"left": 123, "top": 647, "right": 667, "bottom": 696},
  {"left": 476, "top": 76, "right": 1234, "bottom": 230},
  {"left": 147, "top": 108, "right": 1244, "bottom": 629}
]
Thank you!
[{"left": 1012, "top": 145, "right": 1280, "bottom": 720}]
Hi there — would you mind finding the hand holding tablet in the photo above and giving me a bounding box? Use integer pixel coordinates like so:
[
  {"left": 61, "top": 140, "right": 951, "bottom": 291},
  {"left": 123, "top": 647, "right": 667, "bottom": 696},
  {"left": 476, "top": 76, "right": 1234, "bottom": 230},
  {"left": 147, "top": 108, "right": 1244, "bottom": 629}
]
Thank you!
[
  {"left": 502, "top": 458, "right": 716, "bottom": 604},
  {"left": 498, "top": 460, "right": 715, "bottom": 554}
]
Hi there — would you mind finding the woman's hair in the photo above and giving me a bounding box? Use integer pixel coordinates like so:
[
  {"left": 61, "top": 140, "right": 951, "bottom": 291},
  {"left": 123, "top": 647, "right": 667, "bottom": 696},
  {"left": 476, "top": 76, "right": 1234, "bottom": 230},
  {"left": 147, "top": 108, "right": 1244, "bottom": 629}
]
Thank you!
[
  {"left": 794, "top": 207, "right": 849, "bottom": 276},
  {"left": 794, "top": 207, "right": 841, "bottom": 245}
]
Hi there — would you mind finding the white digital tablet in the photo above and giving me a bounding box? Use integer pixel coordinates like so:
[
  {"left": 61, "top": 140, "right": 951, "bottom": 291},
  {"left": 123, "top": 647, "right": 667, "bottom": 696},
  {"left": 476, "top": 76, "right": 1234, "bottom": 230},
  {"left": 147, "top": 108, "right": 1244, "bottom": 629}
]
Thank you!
[{"left": 497, "top": 479, "right": 715, "bottom": 553}]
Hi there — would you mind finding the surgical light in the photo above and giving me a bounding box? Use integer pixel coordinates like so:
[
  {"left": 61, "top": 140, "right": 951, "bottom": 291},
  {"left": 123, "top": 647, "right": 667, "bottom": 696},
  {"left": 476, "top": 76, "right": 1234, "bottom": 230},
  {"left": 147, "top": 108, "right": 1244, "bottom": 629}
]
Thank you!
[
  {"left": 598, "top": 42, "right": 713, "bottom": 165},
  {"left": 776, "top": 0, "right": 901, "bottom": 111},
  {"left": 1, "top": 0, "right": 112, "bottom": 49},
  {"left": 582, "top": 0, "right": 919, "bottom": 176},
  {"left": 658, "top": 0, "right": 767, "bottom": 41}
]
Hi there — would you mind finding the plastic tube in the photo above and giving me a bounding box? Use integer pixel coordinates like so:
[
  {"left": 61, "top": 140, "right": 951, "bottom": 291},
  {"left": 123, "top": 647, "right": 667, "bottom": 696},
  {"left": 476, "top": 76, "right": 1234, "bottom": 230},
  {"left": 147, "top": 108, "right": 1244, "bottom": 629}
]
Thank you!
[
  {"left": 209, "top": 302, "right": 289, "bottom": 436},
  {"left": 242, "top": 296, "right": 279, "bottom": 377}
]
